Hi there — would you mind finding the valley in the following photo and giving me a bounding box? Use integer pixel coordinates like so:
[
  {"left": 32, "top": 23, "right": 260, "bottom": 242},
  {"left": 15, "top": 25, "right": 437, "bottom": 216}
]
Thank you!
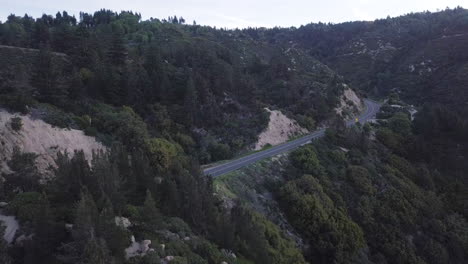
[{"left": 0, "top": 7, "right": 467, "bottom": 264}]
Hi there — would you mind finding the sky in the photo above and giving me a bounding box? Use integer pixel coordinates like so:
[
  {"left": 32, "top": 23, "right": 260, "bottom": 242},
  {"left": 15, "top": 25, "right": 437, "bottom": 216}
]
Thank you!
[{"left": 0, "top": 0, "right": 466, "bottom": 28}]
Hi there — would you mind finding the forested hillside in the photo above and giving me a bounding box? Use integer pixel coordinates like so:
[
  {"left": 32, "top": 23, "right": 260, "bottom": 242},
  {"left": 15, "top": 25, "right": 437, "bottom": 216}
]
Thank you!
[
  {"left": 1, "top": 7, "right": 468, "bottom": 264},
  {"left": 281, "top": 7, "right": 468, "bottom": 113},
  {"left": 277, "top": 97, "right": 468, "bottom": 263},
  {"left": 0, "top": 10, "right": 348, "bottom": 163},
  {"left": 0, "top": 9, "right": 349, "bottom": 264}
]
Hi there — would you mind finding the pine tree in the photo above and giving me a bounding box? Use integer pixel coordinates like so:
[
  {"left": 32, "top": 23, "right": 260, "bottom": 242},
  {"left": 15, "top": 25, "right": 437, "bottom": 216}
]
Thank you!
[
  {"left": 183, "top": 74, "right": 199, "bottom": 126},
  {"left": 82, "top": 237, "right": 111, "bottom": 264},
  {"left": 127, "top": 62, "right": 151, "bottom": 110},
  {"left": 73, "top": 189, "right": 99, "bottom": 246},
  {"left": 96, "top": 197, "right": 129, "bottom": 260},
  {"left": 0, "top": 226, "right": 11, "bottom": 264},
  {"left": 141, "top": 190, "right": 162, "bottom": 229},
  {"left": 29, "top": 194, "right": 65, "bottom": 263},
  {"left": 143, "top": 45, "right": 164, "bottom": 101},
  {"left": 32, "top": 44, "right": 68, "bottom": 105},
  {"left": 107, "top": 30, "right": 127, "bottom": 66}
]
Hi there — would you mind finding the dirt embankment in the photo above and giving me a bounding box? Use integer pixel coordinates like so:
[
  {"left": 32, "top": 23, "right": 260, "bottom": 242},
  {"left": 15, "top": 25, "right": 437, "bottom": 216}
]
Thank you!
[
  {"left": 0, "top": 109, "right": 105, "bottom": 177},
  {"left": 335, "top": 86, "right": 363, "bottom": 118},
  {"left": 254, "top": 109, "right": 308, "bottom": 150}
]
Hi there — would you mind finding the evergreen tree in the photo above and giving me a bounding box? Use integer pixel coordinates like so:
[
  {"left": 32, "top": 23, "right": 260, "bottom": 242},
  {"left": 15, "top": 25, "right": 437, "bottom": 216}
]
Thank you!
[
  {"left": 82, "top": 237, "right": 111, "bottom": 264},
  {"left": 96, "top": 198, "right": 129, "bottom": 261},
  {"left": 107, "top": 30, "right": 127, "bottom": 66},
  {"left": 73, "top": 190, "right": 99, "bottom": 247},
  {"left": 183, "top": 74, "right": 199, "bottom": 126},
  {"left": 143, "top": 45, "right": 165, "bottom": 101},
  {"left": 24, "top": 194, "right": 65, "bottom": 264},
  {"left": 31, "top": 44, "right": 68, "bottom": 105},
  {"left": 141, "top": 189, "right": 162, "bottom": 229},
  {"left": 127, "top": 62, "right": 151, "bottom": 110},
  {"left": 0, "top": 226, "right": 11, "bottom": 264}
]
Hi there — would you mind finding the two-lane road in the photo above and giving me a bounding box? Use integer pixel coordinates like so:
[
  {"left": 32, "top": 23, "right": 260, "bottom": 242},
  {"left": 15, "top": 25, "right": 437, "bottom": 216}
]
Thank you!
[{"left": 204, "top": 99, "right": 381, "bottom": 177}]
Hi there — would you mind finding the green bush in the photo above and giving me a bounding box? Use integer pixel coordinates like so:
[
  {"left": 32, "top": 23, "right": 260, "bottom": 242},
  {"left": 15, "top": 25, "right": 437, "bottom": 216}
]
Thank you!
[
  {"left": 74, "top": 114, "right": 92, "bottom": 129},
  {"left": 388, "top": 112, "right": 412, "bottom": 135},
  {"left": 7, "top": 192, "right": 44, "bottom": 222},
  {"left": 290, "top": 145, "right": 323, "bottom": 175},
  {"left": 10, "top": 116, "right": 22, "bottom": 131},
  {"left": 84, "top": 126, "right": 98, "bottom": 137},
  {"left": 208, "top": 142, "right": 232, "bottom": 161},
  {"left": 38, "top": 104, "right": 76, "bottom": 128},
  {"left": 146, "top": 138, "right": 183, "bottom": 172},
  {"left": 347, "top": 166, "right": 376, "bottom": 195}
]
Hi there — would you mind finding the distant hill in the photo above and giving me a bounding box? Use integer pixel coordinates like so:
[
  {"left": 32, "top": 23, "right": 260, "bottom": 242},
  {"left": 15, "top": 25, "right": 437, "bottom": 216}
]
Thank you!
[{"left": 282, "top": 7, "right": 468, "bottom": 112}]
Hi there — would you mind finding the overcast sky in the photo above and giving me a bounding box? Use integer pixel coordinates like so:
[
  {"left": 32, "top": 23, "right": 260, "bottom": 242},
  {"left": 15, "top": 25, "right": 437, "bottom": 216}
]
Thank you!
[{"left": 0, "top": 0, "right": 466, "bottom": 28}]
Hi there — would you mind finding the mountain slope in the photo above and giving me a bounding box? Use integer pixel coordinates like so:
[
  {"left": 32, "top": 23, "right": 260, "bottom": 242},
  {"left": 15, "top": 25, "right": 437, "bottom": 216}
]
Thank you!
[{"left": 284, "top": 8, "right": 468, "bottom": 113}]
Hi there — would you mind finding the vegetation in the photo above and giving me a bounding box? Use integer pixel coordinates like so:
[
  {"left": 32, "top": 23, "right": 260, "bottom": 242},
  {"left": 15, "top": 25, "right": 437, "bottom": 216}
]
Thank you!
[
  {"left": 1, "top": 7, "right": 468, "bottom": 264},
  {"left": 275, "top": 102, "right": 468, "bottom": 263},
  {"left": 0, "top": 9, "right": 346, "bottom": 162},
  {"left": 9, "top": 116, "right": 22, "bottom": 131}
]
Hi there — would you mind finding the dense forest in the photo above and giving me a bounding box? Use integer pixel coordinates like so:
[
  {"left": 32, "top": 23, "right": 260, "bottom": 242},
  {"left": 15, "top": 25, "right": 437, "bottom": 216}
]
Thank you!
[
  {"left": 0, "top": 10, "right": 347, "bottom": 163},
  {"left": 277, "top": 96, "right": 467, "bottom": 263},
  {"left": 0, "top": 7, "right": 467, "bottom": 264}
]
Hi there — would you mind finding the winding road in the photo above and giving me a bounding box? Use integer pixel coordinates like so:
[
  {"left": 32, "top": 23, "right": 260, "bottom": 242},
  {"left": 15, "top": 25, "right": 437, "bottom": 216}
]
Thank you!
[{"left": 204, "top": 99, "right": 381, "bottom": 177}]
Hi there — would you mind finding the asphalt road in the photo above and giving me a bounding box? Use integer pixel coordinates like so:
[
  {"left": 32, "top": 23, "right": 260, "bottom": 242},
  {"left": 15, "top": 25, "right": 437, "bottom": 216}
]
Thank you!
[{"left": 204, "top": 99, "right": 381, "bottom": 177}]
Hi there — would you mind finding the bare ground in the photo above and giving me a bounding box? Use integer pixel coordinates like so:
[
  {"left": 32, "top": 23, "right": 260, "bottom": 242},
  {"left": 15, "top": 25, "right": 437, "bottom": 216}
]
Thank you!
[
  {"left": 255, "top": 108, "right": 308, "bottom": 150},
  {"left": 0, "top": 109, "right": 105, "bottom": 177}
]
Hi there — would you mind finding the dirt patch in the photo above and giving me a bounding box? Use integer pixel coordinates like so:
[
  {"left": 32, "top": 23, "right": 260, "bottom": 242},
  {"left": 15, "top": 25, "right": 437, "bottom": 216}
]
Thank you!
[
  {"left": 0, "top": 109, "right": 105, "bottom": 177},
  {"left": 254, "top": 108, "right": 308, "bottom": 150},
  {"left": 335, "top": 86, "right": 363, "bottom": 118}
]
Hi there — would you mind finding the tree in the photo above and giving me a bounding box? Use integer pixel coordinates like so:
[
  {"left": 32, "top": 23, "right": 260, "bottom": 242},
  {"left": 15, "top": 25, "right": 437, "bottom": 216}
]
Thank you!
[
  {"left": 25, "top": 194, "right": 65, "bottom": 264},
  {"left": 92, "top": 151, "right": 126, "bottom": 213},
  {"left": 73, "top": 190, "right": 99, "bottom": 246},
  {"left": 127, "top": 62, "right": 151, "bottom": 110},
  {"left": 140, "top": 190, "right": 162, "bottom": 229},
  {"left": 31, "top": 44, "right": 68, "bottom": 105},
  {"left": 82, "top": 238, "right": 111, "bottom": 264},
  {"left": 0, "top": 226, "right": 12, "bottom": 264},
  {"left": 182, "top": 75, "right": 199, "bottom": 126},
  {"left": 388, "top": 112, "right": 412, "bottom": 135},
  {"left": 4, "top": 147, "right": 39, "bottom": 194},
  {"left": 278, "top": 175, "right": 365, "bottom": 263},
  {"left": 146, "top": 138, "right": 182, "bottom": 172},
  {"left": 290, "top": 145, "right": 323, "bottom": 176},
  {"left": 96, "top": 200, "right": 129, "bottom": 260},
  {"left": 107, "top": 29, "right": 127, "bottom": 66}
]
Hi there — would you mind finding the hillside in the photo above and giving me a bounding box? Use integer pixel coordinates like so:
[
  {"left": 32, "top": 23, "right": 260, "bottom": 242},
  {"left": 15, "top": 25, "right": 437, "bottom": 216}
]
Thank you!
[
  {"left": 0, "top": 7, "right": 467, "bottom": 264},
  {"left": 216, "top": 99, "right": 468, "bottom": 264},
  {"left": 284, "top": 8, "right": 468, "bottom": 114},
  {"left": 0, "top": 12, "right": 354, "bottom": 164}
]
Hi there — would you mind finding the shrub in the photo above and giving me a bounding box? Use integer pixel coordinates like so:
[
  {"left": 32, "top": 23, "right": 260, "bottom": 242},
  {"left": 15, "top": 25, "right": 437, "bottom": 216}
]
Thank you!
[
  {"left": 208, "top": 142, "right": 232, "bottom": 161},
  {"left": 146, "top": 138, "right": 183, "bottom": 172},
  {"left": 38, "top": 104, "right": 76, "bottom": 128},
  {"left": 290, "top": 145, "right": 323, "bottom": 175},
  {"left": 10, "top": 116, "right": 23, "bottom": 132},
  {"left": 7, "top": 192, "right": 44, "bottom": 222},
  {"left": 84, "top": 126, "right": 98, "bottom": 137}
]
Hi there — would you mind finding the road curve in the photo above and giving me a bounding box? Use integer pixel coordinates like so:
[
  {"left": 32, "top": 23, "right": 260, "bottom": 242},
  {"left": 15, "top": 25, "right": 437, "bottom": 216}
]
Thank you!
[{"left": 204, "top": 99, "right": 381, "bottom": 177}]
